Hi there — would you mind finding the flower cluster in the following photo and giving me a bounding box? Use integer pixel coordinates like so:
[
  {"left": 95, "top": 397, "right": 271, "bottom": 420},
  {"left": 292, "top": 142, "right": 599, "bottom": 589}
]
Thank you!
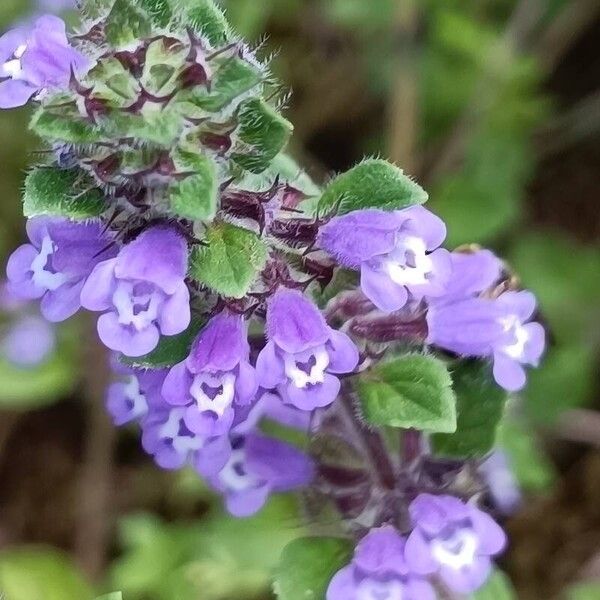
[
  {"left": 328, "top": 494, "right": 506, "bottom": 598},
  {"left": 320, "top": 207, "right": 545, "bottom": 391},
  {"left": 1, "top": 2, "right": 548, "bottom": 595},
  {"left": 107, "top": 333, "right": 315, "bottom": 517}
]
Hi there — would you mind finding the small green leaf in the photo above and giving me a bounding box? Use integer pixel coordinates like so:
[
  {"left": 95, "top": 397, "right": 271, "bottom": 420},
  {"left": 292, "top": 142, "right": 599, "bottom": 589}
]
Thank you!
[
  {"left": 104, "top": 110, "right": 181, "bottom": 146},
  {"left": 432, "top": 361, "right": 507, "bottom": 458},
  {"left": 190, "top": 222, "right": 267, "bottom": 298},
  {"left": 318, "top": 159, "right": 428, "bottom": 216},
  {"left": 24, "top": 167, "right": 106, "bottom": 219},
  {"left": 0, "top": 547, "right": 94, "bottom": 600},
  {"left": 105, "top": 0, "right": 152, "bottom": 47},
  {"left": 138, "top": 0, "right": 172, "bottom": 27},
  {"left": 357, "top": 354, "right": 456, "bottom": 433},
  {"left": 177, "top": 0, "right": 232, "bottom": 45},
  {"left": 169, "top": 151, "right": 218, "bottom": 220},
  {"left": 232, "top": 99, "right": 293, "bottom": 173},
  {"left": 274, "top": 537, "right": 353, "bottom": 600},
  {"left": 31, "top": 107, "right": 103, "bottom": 144},
  {"left": 189, "top": 58, "right": 262, "bottom": 113},
  {"left": 121, "top": 321, "right": 203, "bottom": 369},
  {"left": 141, "top": 38, "right": 188, "bottom": 96},
  {"left": 470, "top": 569, "right": 516, "bottom": 600}
]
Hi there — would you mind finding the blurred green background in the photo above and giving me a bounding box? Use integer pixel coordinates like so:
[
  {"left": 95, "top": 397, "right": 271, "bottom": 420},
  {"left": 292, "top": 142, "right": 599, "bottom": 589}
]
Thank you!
[{"left": 0, "top": 1, "right": 599, "bottom": 598}]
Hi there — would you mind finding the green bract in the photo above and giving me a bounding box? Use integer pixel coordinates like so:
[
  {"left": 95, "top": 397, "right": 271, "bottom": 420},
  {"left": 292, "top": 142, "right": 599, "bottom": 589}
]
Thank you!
[
  {"left": 357, "top": 353, "right": 457, "bottom": 433},
  {"left": 274, "top": 537, "right": 353, "bottom": 600},
  {"left": 318, "top": 158, "right": 428, "bottom": 216},
  {"left": 24, "top": 168, "right": 106, "bottom": 220},
  {"left": 432, "top": 361, "right": 508, "bottom": 458},
  {"left": 190, "top": 222, "right": 268, "bottom": 298}
]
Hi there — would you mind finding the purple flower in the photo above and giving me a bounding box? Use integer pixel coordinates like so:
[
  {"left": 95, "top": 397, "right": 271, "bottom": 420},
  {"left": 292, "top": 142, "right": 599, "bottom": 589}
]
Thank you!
[
  {"left": 319, "top": 207, "right": 451, "bottom": 313},
  {"left": 426, "top": 251, "right": 545, "bottom": 391},
  {"left": 405, "top": 494, "right": 506, "bottom": 594},
  {"left": 6, "top": 217, "right": 115, "bottom": 322},
  {"left": 480, "top": 450, "right": 522, "bottom": 516},
  {"left": 327, "top": 526, "right": 436, "bottom": 600},
  {"left": 256, "top": 288, "right": 359, "bottom": 411},
  {"left": 107, "top": 364, "right": 168, "bottom": 426},
  {"left": 81, "top": 226, "right": 191, "bottom": 357},
  {"left": 206, "top": 433, "right": 314, "bottom": 517},
  {"left": 1, "top": 315, "right": 55, "bottom": 367},
  {"left": 490, "top": 291, "right": 545, "bottom": 392},
  {"left": 161, "top": 312, "right": 257, "bottom": 438},
  {"left": 141, "top": 404, "right": 232, "bottom": 475},
  {"left": 0, "top": 15, "right": 89, "bottom": 109}
]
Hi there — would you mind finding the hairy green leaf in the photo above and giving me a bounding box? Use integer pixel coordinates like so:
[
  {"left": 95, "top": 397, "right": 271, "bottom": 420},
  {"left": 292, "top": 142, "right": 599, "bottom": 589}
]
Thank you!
[
  {"left": 432, "top": 361, "right": 507, "bottom": 458},
  {"left": 357, "top": 354, "right": 456, "bottom": 433},
  {"left": 24, "top": 167, "right": 106, "bottom": 219},
  {"left": 188, "top": 58, "right": 262, "bottom": 113},
  {"left": 177, "top": 0, "right": 232, "bottom": 45},
  {"left": 232, "top": 99, "right": 293, "bottom": 173},
  {"left": 105, "top": 0, "right": 152, "bottom": 47},
  {"left": 274, "top": 537, "right": 352, "bottom": 600},
  {"left": 169, "top": 151, "right": 218, "bottom": 220},
  {"left": 318, "top": 159, "right": 428, "bottom": 216},
  {"left": 190, "top": 222, "right": 267, "bottom": 298}
]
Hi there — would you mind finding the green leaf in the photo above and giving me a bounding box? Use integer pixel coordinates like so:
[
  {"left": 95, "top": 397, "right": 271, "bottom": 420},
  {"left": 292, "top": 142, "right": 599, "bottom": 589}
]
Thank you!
[
  {"left": 105, "top": 0, "right": 153, "bottom": 47},
  {"left": 190, "top": 222, "right": 267, "bottom": 298},
  {"left": 470, "top": 569, "right": 516, "bottom": 599},
  {"left": 96, "top": 594, "right": 123, "bottom": 600},
  {"left": 177, "top": 0, "right": 232, "bottom": 45},
  {"left": 30, "top": 107, "right": 103, "bottom": 144},
  {"left": 232, "top": 99, "right": 293, "bottom": 173},
  {"left": 104, "top": 110, "right": 182, "bottom": 145},
  {"left": 274, "top": 537, "right": 352, "bottom": 600},
  {"left": 169, "top": 151, "right": 218, "bottom": 220},
  {"left": 24, "top": 167, "right": 106, "bottom": 219},
  {"left": 0, "top": 547, "right": 94, "bottom": 600},
  {"left": 138, "top": 0, "right": 172, "bottom": 27},
  {"left": 432, "top": 361, "right": 507, "bottom": 458},
  {"left": 318, "top": 159, "right": 428, "bottom": 216},
  {"left": 188, "top": 58, "right": 262, "bottom": 113},
  {"left": 121, "top": 320, "right": 203, "bottom": 369},
  {"left": 357, "top": 353, "right": 456, "bottom": 433}
]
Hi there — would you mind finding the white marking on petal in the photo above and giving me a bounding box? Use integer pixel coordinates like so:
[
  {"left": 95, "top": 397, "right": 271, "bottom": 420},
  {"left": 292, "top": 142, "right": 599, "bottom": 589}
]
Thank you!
[
  {"left": 1, "top": 44, "right": 27, "bottom": 79},
  {"left": 499, "top": 315, "right": 530, "bottom": 360},
  {"left": 123, "top": 375, "right": 148, "bottom": 420},
  {"left": 113, "top": 281, "right": 162, "bottom": 331},
  {"left": 384, "top": 235, "right": 433, "bottom": 287},
  {"left": 219, "top": 448, "right": 261, "bottom": 492},
  {"left": 30, "top": 235, "right": 70, "bottom": 291},
  {"left": 356, "top": 577, "right": 404, "bottom": 600},
  {"left": 159, "top": 408, "right": 204, "bottom": 456},
  {"left": 190, "top": 371, "right": 236, "bottom": 417},
  {"left": 431, "top": 528, "right": 479, "bottom": 570},
  {"left": 284, "top": 346, "right": 330, "bottom": 388}
]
